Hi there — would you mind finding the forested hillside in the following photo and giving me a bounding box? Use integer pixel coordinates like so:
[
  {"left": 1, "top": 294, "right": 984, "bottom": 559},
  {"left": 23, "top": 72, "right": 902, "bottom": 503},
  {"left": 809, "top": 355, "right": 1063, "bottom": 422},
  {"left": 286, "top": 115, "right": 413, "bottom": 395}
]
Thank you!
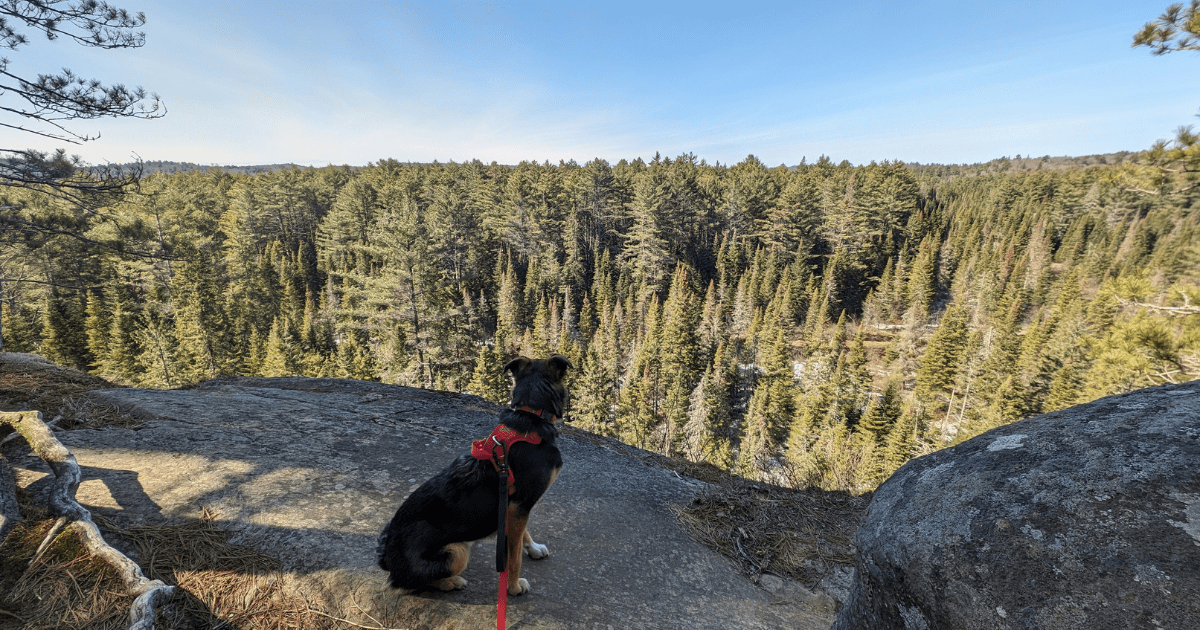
[{"left": 3, "top": 153, "right": 1197, "bottom": 492}]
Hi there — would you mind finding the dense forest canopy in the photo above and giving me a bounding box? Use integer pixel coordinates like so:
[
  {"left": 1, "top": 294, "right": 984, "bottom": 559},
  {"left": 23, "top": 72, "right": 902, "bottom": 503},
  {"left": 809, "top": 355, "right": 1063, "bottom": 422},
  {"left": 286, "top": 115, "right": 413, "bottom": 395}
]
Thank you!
[{"left": 2, "top": 151, "right": 1198, "bottom": 492}]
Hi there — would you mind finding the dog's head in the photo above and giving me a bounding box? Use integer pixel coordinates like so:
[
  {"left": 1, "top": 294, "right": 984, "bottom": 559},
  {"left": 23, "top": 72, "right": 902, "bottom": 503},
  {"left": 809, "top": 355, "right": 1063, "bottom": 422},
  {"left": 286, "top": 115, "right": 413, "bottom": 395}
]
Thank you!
[{"left": 505, "top": 355, "right": 572, "bottom": 421}]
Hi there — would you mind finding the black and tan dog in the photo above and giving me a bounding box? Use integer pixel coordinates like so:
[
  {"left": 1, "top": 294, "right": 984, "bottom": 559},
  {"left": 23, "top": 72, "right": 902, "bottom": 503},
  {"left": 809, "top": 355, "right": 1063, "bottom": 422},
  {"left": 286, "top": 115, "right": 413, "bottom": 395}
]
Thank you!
[{"left": 377, "top": 355, "right": 570, "bottom": 595}]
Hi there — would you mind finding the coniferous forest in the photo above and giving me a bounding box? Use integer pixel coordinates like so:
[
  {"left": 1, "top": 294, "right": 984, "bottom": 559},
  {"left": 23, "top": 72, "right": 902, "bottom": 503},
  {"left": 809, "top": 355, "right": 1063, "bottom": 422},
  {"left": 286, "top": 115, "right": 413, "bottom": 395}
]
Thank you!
[{"left": 3, "top": 152, "right": 1198, "bottom": 492}]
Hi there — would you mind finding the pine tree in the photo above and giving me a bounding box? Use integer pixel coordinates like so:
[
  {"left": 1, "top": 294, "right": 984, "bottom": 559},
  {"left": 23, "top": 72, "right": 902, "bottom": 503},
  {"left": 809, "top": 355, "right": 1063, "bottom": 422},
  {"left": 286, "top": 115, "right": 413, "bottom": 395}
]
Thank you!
[
  {"left": 84, "top": 290, "right": 110, "bottom": 371},
  {"left": 245, "top": 327, "right": 265, "bottom": 377},
  {"left": 914, "top": 303, "right": 970, "bottom": 405},
  {"left": 467, "top": 343, "right": 509, "bottom": 404},
  {"left": 135, "top": 303, "right": 177, "bottom": 389},
  {"left": 530, "top": 293, "right": 552, "bottom": 358},
  {"left": 1042, "top": 362, "right": 1083, "bottom": 411},
  {"left": 829, "top": 310, "right": 849, "bottom": 355},
  {"left": 577, "top": 292, "right": 597, "bottom": 343},
  {"left": 737, "top": 325, "right": 794, "bottom": 479},
  {"left": 882, "top": 405, "right": 920, "bottom": 477},
  {"left": 40, "top": 290, "right": 91, "bottom": 370},
  {"left": 617, "top": 364, "right": 657, "bottom": 449},
  {"left": 659, "top": 264, "right": 701, "bottom": 454},
  {"left": 495, "top": 253, "right": 523, "bottom": 356},
  {"left": 736, "top": 378, "right": 774, "bottom": 479},
  {"left": 859, "top": 380, "right": 902, "bottom": 444},
  {"left": 681, "top": 340, "right": 735, "bottom": 468},
  {"left": 574, "top": 327, "right": 618, "bottom": 435},
  {"left": 262, "top": 317, "right": 298, "bottom": 377},
  {"left": 906, "top": 235, "right": 938, "bottom": 320},
  {"left": 336, "top": 327, "right": 378, "bottom": 381},
  {"left": 173, "top": 257, "right": 226, "bottom": 384},
  {"left": 1, "top": 299, "right": 39, "bottom": 354},
  {"left": 617, "top": 296, "right": 662, "bottom": 449}
]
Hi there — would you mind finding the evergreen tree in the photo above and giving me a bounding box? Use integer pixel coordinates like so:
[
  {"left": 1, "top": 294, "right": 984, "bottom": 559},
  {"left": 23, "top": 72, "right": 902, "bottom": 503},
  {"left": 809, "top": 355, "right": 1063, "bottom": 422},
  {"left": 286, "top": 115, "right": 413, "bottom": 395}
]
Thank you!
[
  {"left": 84, "top": 290, "right": 110, "bottom": 371},
  {"left": 98, "top": 286, "right": 141, "bottom": 382},
  {"left": 135, "top": 303, "right": 177, "bottom": 389},
  {"left": 261, "top": 317, "right": 299, "bottom": 377},
  {"left": 914, "top": 303, "right": 970, "bottom": 405},
  {"left": 40, "top": 290, "right": 91, "bottom": 370},
  {"left": 860, "top": 379, "right": 903, "bottom": 444},
  {"left": 906, "top": 234, "right": 939, "bottom": 320},
  {"left": 659, "top": 264, "right": 701, "bottom": 453},
  {"left": 336, "top": 327, "right": 378, "bottom": 381},
  {"left": 882, "top": 405, "right": 920, "bottom": 476},
  {"left": 737, "top": 325, "right": 794, "bottom": 478},
  {"left": 681, "top": 340, "right": 735, "bottom": 468},
  {"left": 495, "top": 253, "right": 523, "bottom": 356},
  {"left": 1, "top": 299, "right": 40, "bottom": 354},
  {"left": 467, "top": 343, "right": 509, "bottom": 404},
  {"left": 574, "top": 327, "right": 619, "bottom": 435}
]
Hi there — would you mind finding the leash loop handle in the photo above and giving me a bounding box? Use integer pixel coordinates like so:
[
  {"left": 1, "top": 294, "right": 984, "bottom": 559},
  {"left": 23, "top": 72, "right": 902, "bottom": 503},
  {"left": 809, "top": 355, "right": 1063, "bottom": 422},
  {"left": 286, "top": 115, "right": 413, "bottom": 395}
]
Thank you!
[
  {"left": 492, "top": 437, "right": 510, "bottom": 630},
  {"left": 492, "top": 437, "right": 510, "bottom": 572}
]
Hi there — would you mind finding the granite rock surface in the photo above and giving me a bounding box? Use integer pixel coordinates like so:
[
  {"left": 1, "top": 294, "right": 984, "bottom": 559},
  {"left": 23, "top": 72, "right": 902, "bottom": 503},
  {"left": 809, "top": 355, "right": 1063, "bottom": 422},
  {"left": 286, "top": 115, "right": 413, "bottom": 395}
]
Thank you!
[{"left": 11, "top": 376, "right": 839, "bottom": 630}]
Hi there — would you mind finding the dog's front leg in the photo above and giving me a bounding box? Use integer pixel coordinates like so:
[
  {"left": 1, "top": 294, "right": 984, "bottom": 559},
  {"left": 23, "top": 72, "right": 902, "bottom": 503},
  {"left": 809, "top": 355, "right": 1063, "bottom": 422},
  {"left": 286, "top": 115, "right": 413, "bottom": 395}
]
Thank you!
[
  {"left": 522, "top": 529, "right": 549, "bottom": 559},
  {"left": 505, "top": 503, "right": 531, "bottom": 595}
]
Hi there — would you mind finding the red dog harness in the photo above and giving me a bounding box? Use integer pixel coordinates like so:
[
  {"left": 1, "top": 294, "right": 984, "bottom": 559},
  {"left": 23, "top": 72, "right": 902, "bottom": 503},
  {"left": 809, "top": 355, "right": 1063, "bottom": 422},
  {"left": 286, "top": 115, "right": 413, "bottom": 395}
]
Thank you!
[{"left": 471, "top": 408, "right": 553, "bottom": 494}]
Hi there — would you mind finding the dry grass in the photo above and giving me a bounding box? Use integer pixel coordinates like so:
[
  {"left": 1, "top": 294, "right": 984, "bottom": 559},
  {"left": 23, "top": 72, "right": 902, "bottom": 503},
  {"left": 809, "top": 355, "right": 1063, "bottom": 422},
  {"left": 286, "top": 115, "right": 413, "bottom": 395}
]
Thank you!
[
  {"left": 0, "top": 520, "right": 133, "bottom": 630},
  {"left": 0, "top": 511, "right": 351, "bottom": 630},
  {"left": 671, "top": 481, "right": 869, "bottom": 589},
  {"left": 101, "top": 512, "right": 337, "bottom": 630},
  {"left": 0, "top": 354, "right": 149, "bottom": 431}
]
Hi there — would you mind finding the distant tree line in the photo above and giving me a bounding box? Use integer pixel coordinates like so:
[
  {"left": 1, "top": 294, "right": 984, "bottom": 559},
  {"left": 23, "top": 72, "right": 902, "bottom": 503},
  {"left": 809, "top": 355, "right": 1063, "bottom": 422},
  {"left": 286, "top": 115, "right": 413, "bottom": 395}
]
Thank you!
[{"left": 2, "top": 153, "right": 1197, "bottom": 492}]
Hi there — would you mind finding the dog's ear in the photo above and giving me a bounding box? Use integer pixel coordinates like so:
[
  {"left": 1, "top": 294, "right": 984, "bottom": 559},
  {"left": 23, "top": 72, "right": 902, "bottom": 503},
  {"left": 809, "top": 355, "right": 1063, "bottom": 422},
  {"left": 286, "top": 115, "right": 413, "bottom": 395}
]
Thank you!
[
  {"left": 504, "top": 356, "right": 531, "bottom": 375},
  {"left": 547, "top": 355, "right": 572, "bottom": 381}
]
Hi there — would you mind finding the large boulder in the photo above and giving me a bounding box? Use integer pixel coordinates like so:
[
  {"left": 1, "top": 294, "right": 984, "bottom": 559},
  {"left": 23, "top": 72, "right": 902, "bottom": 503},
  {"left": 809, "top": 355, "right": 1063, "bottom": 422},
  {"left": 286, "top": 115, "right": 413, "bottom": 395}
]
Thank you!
[{"left": 834, "top": 381, "right": 1200, "bottom": 630}]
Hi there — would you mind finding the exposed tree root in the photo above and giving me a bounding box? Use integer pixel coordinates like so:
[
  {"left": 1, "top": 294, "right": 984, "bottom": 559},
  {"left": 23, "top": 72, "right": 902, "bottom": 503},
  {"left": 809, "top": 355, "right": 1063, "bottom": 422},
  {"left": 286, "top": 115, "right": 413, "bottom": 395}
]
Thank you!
[
  {"left": 0, "top": 410, "right": 174, "bottom": 629},
  {"left": 0, "top": 456, "right": 20, "bottom": 543}
]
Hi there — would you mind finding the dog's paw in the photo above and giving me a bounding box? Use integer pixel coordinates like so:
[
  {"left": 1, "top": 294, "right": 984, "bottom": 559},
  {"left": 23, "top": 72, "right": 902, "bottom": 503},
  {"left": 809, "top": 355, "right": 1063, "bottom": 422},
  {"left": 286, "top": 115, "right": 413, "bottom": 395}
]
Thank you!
[
  {"left": 432, "top": 576, "right": 467, "bottom": 591},
  {"left": 525, "top": 541, "right": 549, "bottom": 559},
  {"left": 508, "top": 577, "right": 530, "bottom": 595}
]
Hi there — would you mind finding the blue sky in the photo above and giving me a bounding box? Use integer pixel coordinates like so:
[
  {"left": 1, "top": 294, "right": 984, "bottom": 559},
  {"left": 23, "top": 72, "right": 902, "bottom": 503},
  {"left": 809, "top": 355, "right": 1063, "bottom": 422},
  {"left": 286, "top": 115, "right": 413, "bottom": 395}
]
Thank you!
[{"left": 6, "top": 1, "right": 1197, "bottom": 167}]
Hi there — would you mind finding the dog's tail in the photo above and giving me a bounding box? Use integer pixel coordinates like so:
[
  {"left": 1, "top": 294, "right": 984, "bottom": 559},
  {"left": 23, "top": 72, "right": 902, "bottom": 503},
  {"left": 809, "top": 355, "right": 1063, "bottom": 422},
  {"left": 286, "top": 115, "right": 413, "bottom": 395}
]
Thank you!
[{"left": 377, "top": 527, "right": 457, "bottom": 589}]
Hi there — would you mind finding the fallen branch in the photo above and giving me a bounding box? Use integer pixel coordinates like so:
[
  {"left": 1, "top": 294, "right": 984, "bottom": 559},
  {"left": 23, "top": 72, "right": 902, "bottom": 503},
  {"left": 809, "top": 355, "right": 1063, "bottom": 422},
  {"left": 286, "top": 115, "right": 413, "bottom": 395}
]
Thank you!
[
  {"left": 1114, "top": 291, "right": 1200, "bottom": 315},
  {"left": 735, "top": 534, "right": 760, "bottom": 573},
  {"left": 0, "top": 410, "right": 174, "bottom": 630}
]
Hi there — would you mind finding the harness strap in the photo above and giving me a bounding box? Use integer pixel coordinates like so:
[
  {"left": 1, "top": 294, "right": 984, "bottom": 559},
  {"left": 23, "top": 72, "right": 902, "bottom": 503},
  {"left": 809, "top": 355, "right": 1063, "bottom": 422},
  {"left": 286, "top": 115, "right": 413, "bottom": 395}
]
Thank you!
[{"left": 471, "top": 424, "right": 542, "bottom": 494}]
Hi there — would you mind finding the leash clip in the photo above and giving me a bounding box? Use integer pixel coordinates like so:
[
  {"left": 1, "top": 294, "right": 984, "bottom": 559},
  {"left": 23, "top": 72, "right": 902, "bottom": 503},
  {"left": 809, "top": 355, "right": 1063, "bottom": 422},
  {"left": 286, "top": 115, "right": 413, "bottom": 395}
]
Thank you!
[{"left": 490, "top": 435, "right": 509, "bottom": 474}]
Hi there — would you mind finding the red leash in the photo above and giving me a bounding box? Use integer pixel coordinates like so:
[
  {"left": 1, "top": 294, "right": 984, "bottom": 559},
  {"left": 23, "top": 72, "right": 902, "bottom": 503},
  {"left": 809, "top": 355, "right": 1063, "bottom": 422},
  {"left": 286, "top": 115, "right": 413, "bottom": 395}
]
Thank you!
[
  {"left": 497, "top": 570, "right": 508, "bottom": 630},
  {"left": 491, "top": 437, "right": 510, "bottom": 630}
]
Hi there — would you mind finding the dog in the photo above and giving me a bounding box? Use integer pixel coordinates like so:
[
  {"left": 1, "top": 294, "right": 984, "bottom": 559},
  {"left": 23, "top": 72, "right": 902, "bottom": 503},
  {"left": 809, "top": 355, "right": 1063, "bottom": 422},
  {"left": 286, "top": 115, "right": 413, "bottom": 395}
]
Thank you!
[{"left": 377, "top": 355, "right": 570, "bottom": 595}]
